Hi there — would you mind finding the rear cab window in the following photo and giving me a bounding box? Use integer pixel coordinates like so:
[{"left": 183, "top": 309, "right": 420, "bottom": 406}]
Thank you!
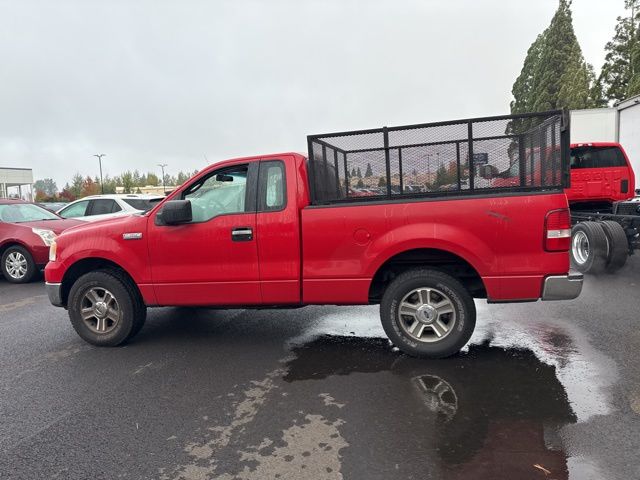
[
  {"left": 258, "top": 161, "right": 286, "bottom": 211},
  {"left": 570, "top": 146, "right": 627, "bottom": 169}
]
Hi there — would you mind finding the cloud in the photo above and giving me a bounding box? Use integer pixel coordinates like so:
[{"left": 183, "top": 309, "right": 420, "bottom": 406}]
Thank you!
[{"left": 0, "top": 0, "right": 625, "bottom": 186}]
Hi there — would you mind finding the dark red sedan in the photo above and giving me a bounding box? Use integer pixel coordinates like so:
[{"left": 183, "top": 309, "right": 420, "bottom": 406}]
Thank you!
[{"left": 0, "top": 199, "right": 82, "bottom": 283}]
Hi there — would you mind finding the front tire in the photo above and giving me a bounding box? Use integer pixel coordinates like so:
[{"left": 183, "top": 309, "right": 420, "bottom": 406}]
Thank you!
[
  {"left": 380, "top": 269, "right": 476, "bottom": 358},
  {"left": 68, "top": 270, "right": 147, "bottom": 346},
  {"left": 1, "top": 245, "right": 37, "bottom": 283}
]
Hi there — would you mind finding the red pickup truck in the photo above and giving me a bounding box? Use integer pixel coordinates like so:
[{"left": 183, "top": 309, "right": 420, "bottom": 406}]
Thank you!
[{"left": 45, "top": 111, "right": 582, "bottom": 358}]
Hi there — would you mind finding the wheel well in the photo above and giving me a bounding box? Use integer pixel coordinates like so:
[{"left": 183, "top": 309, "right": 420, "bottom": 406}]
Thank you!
[
  {"left": 0, "top": 241, "right": 27, "bottom": 257},
  {"left": 60, "top": 258, "right": 139, "bottom": 307},
  {"left": 368, "top": 249, "right": 486, "bottom": 303}
]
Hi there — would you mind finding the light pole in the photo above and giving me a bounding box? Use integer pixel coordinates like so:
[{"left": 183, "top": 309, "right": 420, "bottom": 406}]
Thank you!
[
  {"left": 94, "top": 154, "right": 106, "bottom": 194},
  {"left": 158, "top": 163, "right": 168, "bottom": 194}
]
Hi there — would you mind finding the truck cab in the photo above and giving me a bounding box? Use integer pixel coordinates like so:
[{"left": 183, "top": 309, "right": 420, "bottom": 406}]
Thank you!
[{"left": 567, "top": 142, "right": 635, "bottom": 205}]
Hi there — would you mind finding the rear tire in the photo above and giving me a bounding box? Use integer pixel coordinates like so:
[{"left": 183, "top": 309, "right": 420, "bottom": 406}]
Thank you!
[
  {"left": 68, "top": 270, "right": 147, "bottom": 346},
  {"left": 571, "top": 222, "right": 608, "bottom": 274},
  {"left": 600, "top": 220, "right": 628, "bottom": 273},
  {"left": 1, "top": 245, "right": 37, "bottom": 283},
  {"left": 380, "top": 268, "right": 476, "bottom": 358}
]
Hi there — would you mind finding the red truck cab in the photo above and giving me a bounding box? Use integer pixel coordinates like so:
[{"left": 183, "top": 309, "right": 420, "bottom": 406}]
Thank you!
[
  {"left": 567, "top": 142, "right": 635, "bottom": 204},
  {"left": 482, "top": 142, "right": 635, "bottom": 204},
  {"left": 45, "top": 111, "right": 582, "bottom": 358}
]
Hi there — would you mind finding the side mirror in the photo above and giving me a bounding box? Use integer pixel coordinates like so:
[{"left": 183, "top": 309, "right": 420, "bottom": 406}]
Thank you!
[{"left": 158, "top": 200, "right": 192, "bottom": 225}]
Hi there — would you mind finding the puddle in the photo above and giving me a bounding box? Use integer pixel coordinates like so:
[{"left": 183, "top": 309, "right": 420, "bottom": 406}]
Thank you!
[
  {"left": 470, "top": 304, "right": 618, "bottom": 422},
  {"left": 285, "top": 335, "right": 578, "bottom": 479}
]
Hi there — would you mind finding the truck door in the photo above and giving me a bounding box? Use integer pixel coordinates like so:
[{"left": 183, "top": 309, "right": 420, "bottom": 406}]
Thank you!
[
  {"left": 147, "top": 162, "right": 261, "bottom": 306},
  {"left": 255, "top": 157, "right": 301, "bottom": 304}
]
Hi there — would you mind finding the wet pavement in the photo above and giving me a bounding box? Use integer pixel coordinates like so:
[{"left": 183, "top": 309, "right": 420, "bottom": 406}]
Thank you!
[{"left": 0, "top": 258, "right": 639, "bottom": 479}]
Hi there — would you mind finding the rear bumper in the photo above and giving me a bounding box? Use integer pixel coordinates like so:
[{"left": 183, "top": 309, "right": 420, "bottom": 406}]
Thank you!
[
  {"left": 541, "top": 271, "right": 583, "bottom": 301},
  {"left": 46, "top": 282, "right": 64, "bottom": 307}
]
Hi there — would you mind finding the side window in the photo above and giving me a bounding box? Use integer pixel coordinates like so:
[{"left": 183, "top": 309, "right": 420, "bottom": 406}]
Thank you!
[
  {"left": 258, "top": 161, "right": 286, "bottom": 211},
  {"left": 183, "top": 165, "right": 249, "bottom": 222},
  {"left": 59, "top": 200, "right": 89, "bottom": 218},
  {"left": 90, "top": 199, "right": 121, "bottom": 215}
]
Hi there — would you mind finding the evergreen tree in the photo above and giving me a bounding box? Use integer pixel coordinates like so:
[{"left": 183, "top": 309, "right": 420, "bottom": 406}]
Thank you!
[
  {"left": 176, "top": 171, "right": 190, "bottom": 185},
  {"left": 356, "top": 167, "right": 362, "bottom": 178},
  {"left": 365, "top": 163, "right": 373, "bottom": 177},
  {"left": 351, "top": 168, "right": 357, "bottom": 177},
  {"left": 626, "top": 1, "right": 640, "bottom": 96},
  {"left": 434, "top": 164, "right": 448, "bottom": 187},
  {"left": 377, "top": 176, "right": 386, "bottom": 187},
  {"left": 80, "top": 176, "right": 100, "bottom": 197},
  {"left": 600, "top": 1, "right": 640, "bottom": 103},
  {"left": 146, "top": 172, "right": 159, "bottom": 186},
  {"left": 121, "top": 171, "right": 134, "bottom": 193},
  {"left": 511, "top": 0, "right": 599, "bottom": 115},
  {"left": 101, "top": 175, "right": 117, "bottom": 194},
  {"left": 70, "top": 173, "right": 84, "bottom": 198},
  {"left": 33, "top": 178, "right": 58, "bottom": 197},
  {"left": 511, "top": 34, "right": 545, "bottom": 116}
]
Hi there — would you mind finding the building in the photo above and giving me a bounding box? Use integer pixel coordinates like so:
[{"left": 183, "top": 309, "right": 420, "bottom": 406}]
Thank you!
[
  {"left": 571, "top": 95, "right": 640, "bottom": 177},
  {"left": 0, "top": 167, "right": 34, "bottom": 200},
  {"left": 115, "top": 185, "right": 172, "bottom": 195}
]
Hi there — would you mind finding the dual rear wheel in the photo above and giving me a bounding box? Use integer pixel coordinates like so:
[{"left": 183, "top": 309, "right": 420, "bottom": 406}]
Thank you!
[{"left": 571, "top": 221, "right": 629, "bottom": 274}]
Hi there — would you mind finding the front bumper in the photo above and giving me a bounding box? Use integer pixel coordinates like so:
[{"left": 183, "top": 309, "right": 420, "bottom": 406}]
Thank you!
[
  {"left": 46, "top": 282, "right": 64, "bottom": 307},
  {"left": 541, "top": 271, "right": 583, "bottom": 301}
]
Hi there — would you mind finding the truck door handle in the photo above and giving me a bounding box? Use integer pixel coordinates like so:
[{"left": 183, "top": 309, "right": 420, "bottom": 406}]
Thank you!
[{"left": 231, "top": 227, "right": 253, "bottom": 241}]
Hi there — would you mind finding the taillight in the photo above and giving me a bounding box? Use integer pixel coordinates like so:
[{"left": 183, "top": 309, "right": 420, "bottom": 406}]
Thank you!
[{"left": 545, "top": 209, "right": 571, "bottom": 251}]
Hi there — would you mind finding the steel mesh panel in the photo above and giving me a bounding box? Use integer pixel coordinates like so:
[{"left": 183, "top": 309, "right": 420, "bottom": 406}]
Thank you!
[
  {"left": 388, "top": 122, "right": 468, "bottom": 148},
  {"left": 308, "top": 111, "right": 566, "bottom": 204},
  {"left": 346, "top": 150, "right": 387, "bottom": 197},
  {"left": 319, "top": 131, "right": 384, "bottom": 152}
]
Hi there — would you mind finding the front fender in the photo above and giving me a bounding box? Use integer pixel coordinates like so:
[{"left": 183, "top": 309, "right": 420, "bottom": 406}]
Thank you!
[{"left": 48, "top": 215, "right": 151, "bottom": 284}]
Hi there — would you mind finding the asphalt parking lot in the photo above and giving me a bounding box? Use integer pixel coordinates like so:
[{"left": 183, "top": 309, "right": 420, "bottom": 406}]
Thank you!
[{"left": 1, "top": 260, "right": 639, "bottom": 480}]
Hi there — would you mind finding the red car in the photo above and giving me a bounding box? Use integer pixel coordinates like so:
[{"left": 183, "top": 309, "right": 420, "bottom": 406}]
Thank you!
[{"left": 0, "top": 199, "right": 81, "bottom": 283}]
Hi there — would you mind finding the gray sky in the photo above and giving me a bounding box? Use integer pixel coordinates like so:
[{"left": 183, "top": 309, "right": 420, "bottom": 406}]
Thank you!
[{"left": 0, "top": 0, "right": 628, "bottom": 187}]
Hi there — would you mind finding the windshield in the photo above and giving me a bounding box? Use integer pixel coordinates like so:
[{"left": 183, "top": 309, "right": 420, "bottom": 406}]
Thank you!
[
  {"left": 122, "top": 198, "right": 163, "bottom": 211},
  {"left": 0, "top": 203, "right": 59, "bottom": 223}
]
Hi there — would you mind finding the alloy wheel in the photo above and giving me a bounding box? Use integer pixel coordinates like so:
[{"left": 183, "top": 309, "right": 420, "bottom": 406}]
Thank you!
[
  {"left": 398, "top": 287, "right": 456, "bottom": 343},
  {"left": 80, "top": 287, "right": 121, "bottom": 334},
  {"left": 5, "top": 251, "right": 27, "bottom": 280}
]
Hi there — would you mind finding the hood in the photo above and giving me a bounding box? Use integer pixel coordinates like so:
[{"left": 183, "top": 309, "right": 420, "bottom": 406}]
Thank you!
[
  {"left": 19, "top": 218, "right": 84, "bottom": 235},
  {"left": 59, "top": 213, "right": 147, "bottom": 238}
]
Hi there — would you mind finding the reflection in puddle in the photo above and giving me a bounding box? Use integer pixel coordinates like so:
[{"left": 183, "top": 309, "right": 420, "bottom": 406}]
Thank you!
[
  {"left": 286, "top": 336, "right": 577, "bottom": 479},
  {"left": 413, "top": 374, "right": 458, "bottom": 423}
]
